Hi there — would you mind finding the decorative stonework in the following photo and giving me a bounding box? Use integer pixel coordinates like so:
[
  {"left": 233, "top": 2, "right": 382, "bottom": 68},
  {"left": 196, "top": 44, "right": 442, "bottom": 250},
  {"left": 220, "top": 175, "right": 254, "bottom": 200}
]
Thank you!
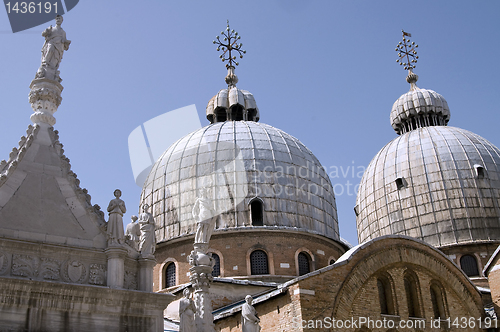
[
  {"left": 190, "top": 264, "right": 215, "bottom": 331},
  {"left": 0, "top": 252, "right": 9, "bottom": 275},
  {"left": 11, "top": 254, "right": 61, "bottom": 281},
  {"left": 89, "top": 263, "right": 106, "bottom": 286},
  {"left": 40, "top": 257, "right": 61, "bottom": 280},
  {"left": 62, "top": 260, "right": 87, "bottom": 284},
  {"left": 29, "top": 79, "right": 63, "bottom": 126},
  {"left": 11, "top": 254, "right": 38, "bottom": 278},
  {"left": 124, "top": 270, "right": 138, "bottom": 290}
]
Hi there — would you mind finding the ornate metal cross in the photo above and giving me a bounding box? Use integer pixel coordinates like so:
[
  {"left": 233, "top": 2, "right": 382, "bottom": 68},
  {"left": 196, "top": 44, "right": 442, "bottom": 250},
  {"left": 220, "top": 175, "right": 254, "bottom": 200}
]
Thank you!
[
  {"left": 396, "top": 30, "right": 419, "bottom": 71},
  {"left": 213, "top": 20, "right": 246, "bottom": 68}
]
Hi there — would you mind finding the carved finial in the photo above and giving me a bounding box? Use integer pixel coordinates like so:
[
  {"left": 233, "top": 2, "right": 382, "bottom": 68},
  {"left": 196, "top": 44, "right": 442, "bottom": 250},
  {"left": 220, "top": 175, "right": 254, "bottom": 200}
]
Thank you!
[
  {"left": 213, "top": 20, "right": 246, "bottom": 87},
  {"left": 395, "top": 30, "right": 419, "bottom": 89}
]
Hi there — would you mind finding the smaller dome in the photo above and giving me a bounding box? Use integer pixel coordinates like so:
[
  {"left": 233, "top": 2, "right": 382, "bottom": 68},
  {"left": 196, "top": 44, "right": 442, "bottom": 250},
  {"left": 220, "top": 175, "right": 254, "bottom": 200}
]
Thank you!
[
  {"left": 206, "top": 66, "right": 259, "bottom": 124},
  {"left": 390, "top": 72, "right": 450, "bottom": 135}
]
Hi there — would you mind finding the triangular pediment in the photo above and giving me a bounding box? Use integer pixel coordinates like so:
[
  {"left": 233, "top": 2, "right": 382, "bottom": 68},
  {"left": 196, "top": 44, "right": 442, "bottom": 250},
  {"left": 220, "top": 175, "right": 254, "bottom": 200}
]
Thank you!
[{"left": 0, "top": 124, "right": 107, "bottom": 249}]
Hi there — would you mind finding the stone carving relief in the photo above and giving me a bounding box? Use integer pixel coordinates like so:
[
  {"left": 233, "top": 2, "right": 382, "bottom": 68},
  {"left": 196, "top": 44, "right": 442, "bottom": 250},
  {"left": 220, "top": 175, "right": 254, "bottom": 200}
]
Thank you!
[
  {"left": 0, "top": 252, "right": 9, "bottom": 275},
  {"left": 124, "top": 270, "right": 137, "bottom": 290},
  {"left": 89, "top": 263, "right": 106, "bottom": 286},
  {"left": 11, "top": 254, "right": 61, "bottom": 280},
  {"left": 62, "top": 260, "right": 87, "bottom": 284},
  {"left": 11, "top": 254, "right": 38, "bottom": 278},
  {"left": 40, "top": 257, "right": 61, "bottom": 280}
]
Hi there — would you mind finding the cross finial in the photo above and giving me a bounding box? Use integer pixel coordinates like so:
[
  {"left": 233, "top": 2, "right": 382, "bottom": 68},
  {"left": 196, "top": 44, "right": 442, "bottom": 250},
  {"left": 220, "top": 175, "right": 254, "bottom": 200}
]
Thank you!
[
  {"left": 395, "top": 30, "right": 419, "bottom": 71},
  {"left": 213, "top": 20, "right": 246, "bottom": 69}
]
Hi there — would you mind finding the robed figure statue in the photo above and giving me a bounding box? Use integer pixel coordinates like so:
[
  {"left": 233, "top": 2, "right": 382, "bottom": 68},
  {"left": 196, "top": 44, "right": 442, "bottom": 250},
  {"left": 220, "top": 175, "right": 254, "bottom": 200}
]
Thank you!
[
  {"left": 138, "top": 204, "right": 156, "bottom": 256},
  {"left": 241, "top": 295, "right": 260, "bottom": 332}
]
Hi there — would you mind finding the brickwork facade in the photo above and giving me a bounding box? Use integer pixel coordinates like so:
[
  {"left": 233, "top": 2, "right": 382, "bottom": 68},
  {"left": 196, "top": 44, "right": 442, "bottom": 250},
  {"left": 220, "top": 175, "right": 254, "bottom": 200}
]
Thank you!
[
  {"left": 215, "top": 236, "right": 486, "bottom": 332},
  {"left": 153, "top": 228, "right": 347, "bottom": 292}
]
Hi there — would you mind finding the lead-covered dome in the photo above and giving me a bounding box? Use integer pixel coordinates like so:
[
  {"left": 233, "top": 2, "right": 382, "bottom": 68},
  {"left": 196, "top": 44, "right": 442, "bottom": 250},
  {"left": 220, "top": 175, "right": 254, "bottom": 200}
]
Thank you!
[
  {"left": 141, "top": 121, "right": 339, "bottom": 243},
  {"left": 356, "top": 70, "right": 500, "bottom": 248},
  {"left": 356, "top": 126, "right": 500, "bottom": 247}
]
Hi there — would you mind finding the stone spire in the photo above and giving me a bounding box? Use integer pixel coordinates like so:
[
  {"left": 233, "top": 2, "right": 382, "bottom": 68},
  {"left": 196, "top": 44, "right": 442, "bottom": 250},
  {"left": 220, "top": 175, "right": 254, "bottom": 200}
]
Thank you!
[{"left": 29, "top": 15, "right": 71, "bottom": 127}]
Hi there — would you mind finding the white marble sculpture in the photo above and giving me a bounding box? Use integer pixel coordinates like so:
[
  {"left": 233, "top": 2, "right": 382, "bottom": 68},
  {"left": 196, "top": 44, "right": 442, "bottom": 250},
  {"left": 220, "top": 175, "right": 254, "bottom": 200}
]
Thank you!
[
  {"left": 179, "top": 288, "right": 196, "bottom": 332},
  {"left": 36, "top": 15, "right": 71, "bottom": 82},
  {"left": 241, "top": 295, "right": 260, "bottom": 332},
  {"left": 192, "top": 188, "right": 216, "bottom": 245},
  {"left": 138, "top": 204, "right": 156, "bottom": 256},
  {"left": 106, "top": 189, "right": 126, "bottom": 245},
  {"left": 125, "top": 215, "right": 140, "bottom": 250}
]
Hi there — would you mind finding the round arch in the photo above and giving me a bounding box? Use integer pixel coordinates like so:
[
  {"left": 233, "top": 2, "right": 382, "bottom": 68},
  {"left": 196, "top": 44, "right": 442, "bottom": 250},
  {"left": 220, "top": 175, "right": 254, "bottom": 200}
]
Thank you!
[
  {"left": 246, "top": 246, "right": 274, "bottom": 276},
  {"left": 159, "top": 257, "right": 178, "bottom": 289}
]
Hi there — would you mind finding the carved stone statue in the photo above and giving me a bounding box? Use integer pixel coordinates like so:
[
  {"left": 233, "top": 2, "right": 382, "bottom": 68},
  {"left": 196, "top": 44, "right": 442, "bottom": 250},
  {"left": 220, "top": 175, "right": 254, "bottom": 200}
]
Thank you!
[
  {"left": 36, "top": 15, "right": 71, "bottom": 82},
  {"left": 106, "top": 189, "right": 126, "bottom": 245},
  {"left": 138, "top": 204, "right": 156, "bottom": 256},
  {"left": 241, "top": 295, "right": 260, "bottom": 332},
  {"left": 125, "top": 215, "right": 140, "bottom": 250},
  {"left": 179, "top": 288, "right": 195, "bottom": 332},
  {"left": 192, "top": 188, "right": 216, "bottom": 245}
]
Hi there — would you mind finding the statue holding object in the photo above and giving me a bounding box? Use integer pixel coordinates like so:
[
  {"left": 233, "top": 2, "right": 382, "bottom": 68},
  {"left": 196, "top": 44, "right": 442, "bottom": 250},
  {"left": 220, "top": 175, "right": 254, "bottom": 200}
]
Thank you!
[
  {"left": 138, "top": 204, "right": 156, "bottom": 257},
  {"left": 36, "top": 15, "right": 71, "bottom": 82}
]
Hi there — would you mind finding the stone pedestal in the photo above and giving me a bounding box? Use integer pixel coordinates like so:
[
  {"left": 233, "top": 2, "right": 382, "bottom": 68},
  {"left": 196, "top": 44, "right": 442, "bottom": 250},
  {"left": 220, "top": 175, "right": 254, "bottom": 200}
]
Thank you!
[
  {"left": 138, "top": 255, "right": 156, "bottom": 292},
  {"left": 105, "top": 246, "right": 127, "bottom": 289},
  {"left": 29, "top": 78, "right": 63, "bottom": 126},
  {"left": 190, "top": 264, "right": 215, "bottom": 332}
]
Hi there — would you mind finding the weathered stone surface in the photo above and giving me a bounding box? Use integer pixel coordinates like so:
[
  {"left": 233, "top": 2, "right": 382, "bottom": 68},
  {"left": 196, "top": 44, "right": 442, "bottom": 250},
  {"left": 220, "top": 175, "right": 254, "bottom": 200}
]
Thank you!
[{"left": 0, "top": 277, "right": 173, "bottom": 332}]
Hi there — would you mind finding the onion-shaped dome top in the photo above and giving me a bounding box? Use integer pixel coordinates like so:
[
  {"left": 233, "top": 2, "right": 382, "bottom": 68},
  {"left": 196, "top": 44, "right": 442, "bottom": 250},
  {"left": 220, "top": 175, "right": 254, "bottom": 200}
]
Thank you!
[
  {"left": 141, "top": 121, "right": 339, "bottom": 244},
  {"left": 206, "top": 87, "right": 259, "bottom": 123},
  {"left": 355, "top": 125, "right": 500, "bottom": 248},
  {"left": 206, "top": 67, "right": 259, "bottom": 123},
  {"left": 390, "top": 72, "right": 450, "bottom": 135}
]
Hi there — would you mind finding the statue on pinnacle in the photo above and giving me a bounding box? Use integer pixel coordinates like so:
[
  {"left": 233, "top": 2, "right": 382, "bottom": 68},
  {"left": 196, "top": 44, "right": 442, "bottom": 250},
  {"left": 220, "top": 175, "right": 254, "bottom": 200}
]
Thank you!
[{"left": 36, "top": 15, "right": 71, "bottom": 82}]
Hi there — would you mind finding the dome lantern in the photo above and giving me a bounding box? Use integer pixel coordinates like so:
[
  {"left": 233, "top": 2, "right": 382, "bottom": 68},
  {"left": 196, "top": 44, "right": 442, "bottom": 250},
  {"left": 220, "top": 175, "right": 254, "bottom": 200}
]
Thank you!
[
  {"left": 207, "top": 21, "right": 259, "bottom": 124},
  {"left": 391, "top": 31, "right": 450, "bottom": 135}
]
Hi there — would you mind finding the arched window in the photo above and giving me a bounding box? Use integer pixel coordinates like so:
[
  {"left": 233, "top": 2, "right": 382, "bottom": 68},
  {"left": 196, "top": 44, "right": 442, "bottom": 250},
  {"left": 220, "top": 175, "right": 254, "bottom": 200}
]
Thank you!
[
  {"left": 430, "top": 282, "right": 447, "bottom": 319},
  {"left": 215, "top": 108, "right": 227, "bottom": 122},
  {"left": 250, "top": 250, "right": 269, "bottom": 275},
  {"left": 250, "top": 200, "right": 263, "bottom": 226},
  {"left": 211, "top": 253, "right": 221, "bottom": 277},
  {"left": 231, "top": 105, "right": 244, "bottom": 121},
  {"left": 165, "top": 262, "right": 176, "bottom": 288},
  {"left": 404, "top": 272, "right": 421, "bottom": 318},
  {"left": 460, "top": 255, "right": 479, "bottom": 277},
  {"left": 329, "top": 259, "right": 336, "bottom": 265},
  {"left": 298, "top": 252, "right": 311, "bottom": 276},
  {"left": 377, "top": 276, "right": 395, "bottom": 315}
]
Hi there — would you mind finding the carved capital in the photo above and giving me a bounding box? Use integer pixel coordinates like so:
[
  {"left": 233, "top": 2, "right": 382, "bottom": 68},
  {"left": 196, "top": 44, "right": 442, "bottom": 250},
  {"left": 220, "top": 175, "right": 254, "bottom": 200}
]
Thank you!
[{"left": 28, "top": 78, "right": 63, "bottom": 125}]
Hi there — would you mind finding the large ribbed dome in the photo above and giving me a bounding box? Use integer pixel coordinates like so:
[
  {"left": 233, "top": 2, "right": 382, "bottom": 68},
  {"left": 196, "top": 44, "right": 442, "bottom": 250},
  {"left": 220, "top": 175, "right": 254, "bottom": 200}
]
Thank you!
[
  {"left": 356, "top": 126, "right": 500, "bottom": 247},
  {"left": 141, "top": 121, "right": 339, "bottom": 243}
]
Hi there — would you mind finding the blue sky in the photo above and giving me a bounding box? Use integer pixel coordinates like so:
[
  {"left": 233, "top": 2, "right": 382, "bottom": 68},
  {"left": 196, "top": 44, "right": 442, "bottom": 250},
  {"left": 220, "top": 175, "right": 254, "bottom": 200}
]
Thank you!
[{"left": 1, "top": 0, "right": 499, "bottom": 245}]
